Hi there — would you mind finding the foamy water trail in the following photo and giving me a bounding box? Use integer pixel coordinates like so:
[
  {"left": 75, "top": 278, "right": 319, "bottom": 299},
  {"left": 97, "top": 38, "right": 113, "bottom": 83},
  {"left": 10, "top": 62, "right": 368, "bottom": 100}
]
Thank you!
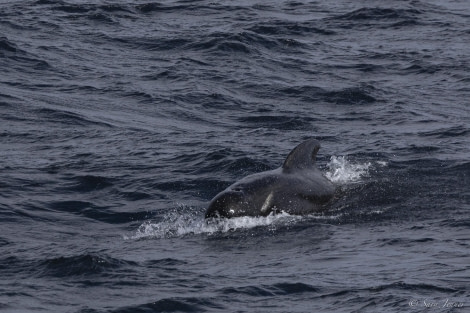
[{"left": 124, "top": 210, "right": 303, "bottom": 240}]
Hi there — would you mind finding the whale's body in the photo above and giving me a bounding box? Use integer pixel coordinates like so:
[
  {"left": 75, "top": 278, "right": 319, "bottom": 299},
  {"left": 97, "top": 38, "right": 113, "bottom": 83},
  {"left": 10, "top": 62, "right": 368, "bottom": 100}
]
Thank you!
[{"left": 205, "top": 138, "right": 335, "bottom": 218}]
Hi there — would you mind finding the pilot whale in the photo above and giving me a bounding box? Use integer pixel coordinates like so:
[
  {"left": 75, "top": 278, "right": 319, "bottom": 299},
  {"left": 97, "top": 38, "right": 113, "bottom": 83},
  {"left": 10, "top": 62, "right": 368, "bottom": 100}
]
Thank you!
[{"left": 205, "top": 138, "right": 335, "bottom": 218}]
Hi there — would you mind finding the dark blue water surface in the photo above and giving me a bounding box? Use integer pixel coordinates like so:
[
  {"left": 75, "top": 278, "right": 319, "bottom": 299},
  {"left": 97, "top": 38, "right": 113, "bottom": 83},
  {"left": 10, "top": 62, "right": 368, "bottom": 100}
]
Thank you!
[{"left": 1, "top": 0, "right": 469, "bottom": 312}]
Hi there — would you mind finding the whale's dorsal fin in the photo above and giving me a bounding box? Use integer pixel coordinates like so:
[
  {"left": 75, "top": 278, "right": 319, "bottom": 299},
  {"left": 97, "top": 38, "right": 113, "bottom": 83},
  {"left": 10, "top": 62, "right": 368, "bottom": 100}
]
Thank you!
[{"left": 282, "top": 138, "right": 321, "bottom": 171}]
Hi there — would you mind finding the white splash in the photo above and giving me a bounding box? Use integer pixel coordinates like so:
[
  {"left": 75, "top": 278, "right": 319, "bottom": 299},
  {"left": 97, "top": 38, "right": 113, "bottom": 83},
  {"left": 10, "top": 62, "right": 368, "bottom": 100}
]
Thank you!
[
  {"left": 325, "top": 156, "right": 386, "bottom": 184},
  {"left": 124, "top": 210, "right": 301, "bottom": 240}
]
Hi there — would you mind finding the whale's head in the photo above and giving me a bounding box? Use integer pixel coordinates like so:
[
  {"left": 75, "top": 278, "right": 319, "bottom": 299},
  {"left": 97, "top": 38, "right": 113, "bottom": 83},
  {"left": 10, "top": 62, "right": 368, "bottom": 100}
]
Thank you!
[{"left": 205, "top": 190, "right": 250, "bottom": 218}]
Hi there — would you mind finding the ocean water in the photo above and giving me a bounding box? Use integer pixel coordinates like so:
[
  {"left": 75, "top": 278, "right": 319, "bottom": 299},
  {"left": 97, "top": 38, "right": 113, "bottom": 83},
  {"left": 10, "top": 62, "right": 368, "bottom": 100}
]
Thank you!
[{"left": 1, "top": 0, "right": 469, "bottom": 312}]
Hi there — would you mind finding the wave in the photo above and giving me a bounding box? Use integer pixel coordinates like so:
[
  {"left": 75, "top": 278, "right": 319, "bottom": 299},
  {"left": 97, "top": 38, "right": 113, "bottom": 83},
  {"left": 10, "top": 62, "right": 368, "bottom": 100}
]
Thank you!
[
  {"left": 377, "top": 237, "right": 435, "bottom": 247},
  {"left": 110, "top": 296, "right": 223, "bottom": 313},
  {"left": 0, "top": 253, "right": 137, "bottom": 280},
  {"left": 111, "top": 29, "right": 306, "bottom": 56},
  {"left": 335, "top": 8, "right": 422, "bottom": 21},
  {"left": 38, "top": 253, "right": 137, "bottom": 278},
  {"left": 438, "top": 217, "right": 470, "bottom": 228},
  {"left": 0, "top": 237, "right": 9, "bottom": 247},
  {"left": 34, "top": 0, "right": 248, "bottom": 26},
  {"left": 278, "top": 85, "right": 378, "bottom": 105},
  {"left": 418, "top": 125, "right": 469, "bottom": 138},
  {"left": 249, "top": 20, "right": 336, "bottom": 36},
  {"left": 48, "top": 200, "right": 151, "bottom": 224},
  {"left": 0, "top": 37, "right": 20, "bottom": 54},
  {"left": 186, "top": 31, "right": 282, "bottom": 55},
  {"left": 238, "top": 115, "right": 315, "bottom": 130},
  {"left": 329, "top": 7, "right": 422, "bottom": 29},
  {"left": 221, "top": 282, "right": 319, "bottom": 297},
  {"left": 367, "top": 281, "right": 458, "bottom": 293},
  {"left": 0, "top": 37, "right": 52, "bottom": 70},
  {"left": 106, "top": 281, "right": 461, "bottom": 313},
  {"left": 62, "top": 174, "right": 114, "bottom": 192},
  {"left": 34, "top": 107, "right": 114, "bottom": 128},
  {"left": 323, "top": 86, "right": 377, "bottom": 105}
]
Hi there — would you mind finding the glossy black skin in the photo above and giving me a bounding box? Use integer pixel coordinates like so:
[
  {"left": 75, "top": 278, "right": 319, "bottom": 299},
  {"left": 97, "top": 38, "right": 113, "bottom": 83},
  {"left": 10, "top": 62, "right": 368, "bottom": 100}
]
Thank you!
[{"left": 205, "top": 138, "right": 335, "bottom": 218}]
